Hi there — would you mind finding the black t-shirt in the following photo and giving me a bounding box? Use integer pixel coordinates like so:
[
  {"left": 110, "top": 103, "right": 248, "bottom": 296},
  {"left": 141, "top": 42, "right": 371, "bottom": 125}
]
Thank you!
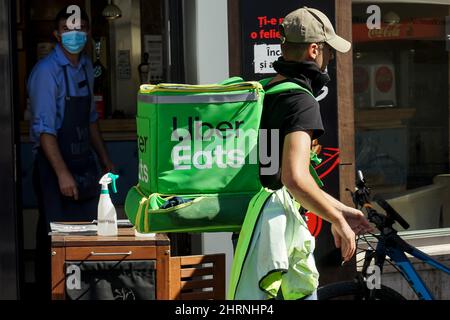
[{"left": 259, "top": 78, "right": 325, "bottom": 190}]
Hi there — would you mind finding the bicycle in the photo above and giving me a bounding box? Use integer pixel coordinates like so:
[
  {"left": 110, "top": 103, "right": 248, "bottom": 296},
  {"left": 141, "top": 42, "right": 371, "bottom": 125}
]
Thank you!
[{"left": 317, "top": 171, "right": 450, "bottom": 300}]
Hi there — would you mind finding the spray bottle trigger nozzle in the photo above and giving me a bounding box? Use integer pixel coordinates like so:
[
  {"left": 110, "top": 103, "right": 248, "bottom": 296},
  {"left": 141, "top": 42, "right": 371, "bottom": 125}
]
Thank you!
[{"left": 108, "top": 173, "right": 119, "bottom": 193}]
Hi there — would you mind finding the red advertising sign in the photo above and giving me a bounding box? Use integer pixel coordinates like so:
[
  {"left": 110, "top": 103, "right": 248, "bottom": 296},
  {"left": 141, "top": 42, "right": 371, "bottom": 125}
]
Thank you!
[
  {"left": 375, "top": 66, "right": 394, "bottom": 93},
  {"left": 353, "top": 19, "right": 445, "bottom": 43}
]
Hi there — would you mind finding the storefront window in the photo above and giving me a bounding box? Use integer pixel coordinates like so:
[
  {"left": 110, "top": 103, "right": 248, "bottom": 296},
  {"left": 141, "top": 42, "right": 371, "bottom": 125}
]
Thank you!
[
  {"left": 16, "top": 0, "right": 183, "bottom": 120},
  {"left": 352, "top": 2, "right": 450, "bottom": 231}
]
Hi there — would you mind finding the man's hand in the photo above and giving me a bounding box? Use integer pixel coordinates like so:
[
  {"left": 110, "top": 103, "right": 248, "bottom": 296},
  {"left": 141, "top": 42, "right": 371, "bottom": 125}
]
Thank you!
[
  {"left": 341, "top": 206, "right": 374, "bottom": 235},
  {"left": 58, "top": 170, "right": 79, "bottom": 200},
  {"left": 320, "top": 190, "right": 374, "bottom": 236},
  {"left": 40, "top": 133, "right": 79, "bottom": 200},
  {"left": 331, "top": 219, "right": 356, "bottom": 263}
]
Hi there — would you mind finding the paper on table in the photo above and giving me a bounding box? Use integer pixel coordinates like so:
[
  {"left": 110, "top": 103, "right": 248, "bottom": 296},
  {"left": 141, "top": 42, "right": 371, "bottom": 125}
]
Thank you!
[
  {"left": 49, "top": 222, "right": 97, "bottom": 235},
  {"left": 90, "top": 219, "right": 134, "bottom": 228}
]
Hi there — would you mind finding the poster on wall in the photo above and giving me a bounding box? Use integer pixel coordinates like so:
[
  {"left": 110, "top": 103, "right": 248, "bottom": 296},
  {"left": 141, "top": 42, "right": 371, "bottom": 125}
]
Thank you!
[
  {"left": 240, "top": 0, "right": 349, "bottom": 283},
  {"left": 144, "top": 35, "right": 163, "bottom": 82}
]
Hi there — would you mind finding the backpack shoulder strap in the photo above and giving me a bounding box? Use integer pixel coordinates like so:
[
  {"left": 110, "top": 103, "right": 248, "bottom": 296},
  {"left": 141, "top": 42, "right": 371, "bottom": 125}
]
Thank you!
[
  {"left": 219, "top": 76, "right": 244, "bottom": 86},
  {"left": 267, "top": 81, "right": 315, "bottom": 98},
  {"left": 260, "top": 77, "right": 315, "bottom": 98},
  {"left": 259, "top": 77, "right": 273, "bottom": 87}
]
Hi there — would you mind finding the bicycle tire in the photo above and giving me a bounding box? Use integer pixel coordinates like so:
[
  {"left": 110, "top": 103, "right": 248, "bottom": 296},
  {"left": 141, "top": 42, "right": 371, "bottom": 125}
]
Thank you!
[{"left": 317, "top": 281, "right": 406, "bottom": 300}]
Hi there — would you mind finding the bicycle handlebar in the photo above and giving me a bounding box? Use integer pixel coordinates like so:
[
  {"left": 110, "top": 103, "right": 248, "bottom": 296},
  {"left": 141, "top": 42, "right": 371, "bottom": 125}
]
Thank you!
[
  {"left": 350, "top": 170, "right": 410, "bottom": 231},
  {"left": 374, "top": 198, "right": 410, "bottom": 230}
]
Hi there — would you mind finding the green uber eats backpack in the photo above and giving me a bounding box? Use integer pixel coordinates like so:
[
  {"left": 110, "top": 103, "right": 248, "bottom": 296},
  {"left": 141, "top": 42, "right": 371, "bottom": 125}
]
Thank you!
[{"left": 124, "top": 76, "right": 318, "bottom": 233}]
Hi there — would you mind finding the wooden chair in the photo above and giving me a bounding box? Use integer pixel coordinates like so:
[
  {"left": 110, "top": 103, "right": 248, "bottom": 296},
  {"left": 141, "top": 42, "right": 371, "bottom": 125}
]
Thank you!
[{"left": 169, "top": 254, "right": 226, "bottom": 300}]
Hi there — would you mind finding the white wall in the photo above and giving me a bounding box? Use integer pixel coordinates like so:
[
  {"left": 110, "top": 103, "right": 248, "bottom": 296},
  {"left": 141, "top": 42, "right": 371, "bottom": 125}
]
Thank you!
[
  {"left": 183, "top": 0, "right": 234, "bottom": 293},
  {"left": 183, "top": 0, "right": 229, "bottom": 84},
  {"left": 110, "top": 0, "right": 141, "bottom": 116}
]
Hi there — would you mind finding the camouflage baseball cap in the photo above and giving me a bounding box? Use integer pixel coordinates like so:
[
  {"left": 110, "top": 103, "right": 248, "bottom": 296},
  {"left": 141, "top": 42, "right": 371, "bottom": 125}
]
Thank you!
[{"left": 280, "top": 7, "right": 351, "bottom": 53}]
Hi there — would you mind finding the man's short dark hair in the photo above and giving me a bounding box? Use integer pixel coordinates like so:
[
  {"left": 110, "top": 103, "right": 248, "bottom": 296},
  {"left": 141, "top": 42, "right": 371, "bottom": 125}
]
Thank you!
[
  {"left": 281, "top": 42, "right": 326, "bottom": 61},
  {"left": 281, "top": 42, "right": 310, "bottom": 60},
  {"left": 54, "top": 5, "right": 90, "bottom": 30}
]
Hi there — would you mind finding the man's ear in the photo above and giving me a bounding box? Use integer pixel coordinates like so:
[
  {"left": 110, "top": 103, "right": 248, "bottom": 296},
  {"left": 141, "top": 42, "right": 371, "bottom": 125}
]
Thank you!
[
  {"left": 307, "top": 43, "right": 320, "bottom": 59},
  {"left": 53, "top": 30, "right": 61, "bottom": 42}
]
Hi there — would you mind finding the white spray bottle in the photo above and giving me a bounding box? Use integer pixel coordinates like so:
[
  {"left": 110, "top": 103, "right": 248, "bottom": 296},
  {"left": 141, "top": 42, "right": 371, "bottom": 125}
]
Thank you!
[{"left": 97, "top": 173, "right": 119, "bottom": 236}]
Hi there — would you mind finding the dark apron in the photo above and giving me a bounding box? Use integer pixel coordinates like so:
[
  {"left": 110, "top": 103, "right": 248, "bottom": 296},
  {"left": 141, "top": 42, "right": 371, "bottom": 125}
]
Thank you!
[
  {"left": 33, "top": 64, "right": 101, "bottom": 298},
  {"left": 34, "top": 65, "right": 100, "bottom": 227}
]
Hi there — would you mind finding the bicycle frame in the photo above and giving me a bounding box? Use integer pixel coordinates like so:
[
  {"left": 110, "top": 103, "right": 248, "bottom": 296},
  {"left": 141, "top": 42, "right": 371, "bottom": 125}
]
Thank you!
[
  {"left": 376, "top": 233, "right": 450, "bottom": 300},
  {"left": 349, "top": 171, "right": 450, "bottom": 300}
]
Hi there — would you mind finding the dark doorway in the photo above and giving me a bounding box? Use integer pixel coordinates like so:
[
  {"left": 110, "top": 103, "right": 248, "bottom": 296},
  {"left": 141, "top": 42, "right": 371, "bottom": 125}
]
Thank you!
[{"left": 0, "top": 0, "right": 22, "bottom": 300}]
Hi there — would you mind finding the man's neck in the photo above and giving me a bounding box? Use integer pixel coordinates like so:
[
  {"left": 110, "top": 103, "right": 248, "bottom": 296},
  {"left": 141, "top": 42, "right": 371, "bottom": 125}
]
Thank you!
[
  {"left": 268, "top": 74, "right": 286, "bottom": 86},
  {"left": 61, "top": 46, "right": 80, "bottom": 66},
  {"left": 269, "top": 57, "right": 312, "bottom": 86}
]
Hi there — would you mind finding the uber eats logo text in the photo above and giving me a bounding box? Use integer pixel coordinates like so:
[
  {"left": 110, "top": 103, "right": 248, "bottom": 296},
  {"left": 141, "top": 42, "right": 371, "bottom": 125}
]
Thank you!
[
  {"left": 137, "top": 115, "right": 280, "bottom": 181},
  {"left": 168, "top": 116, "right": 279, "bottom": 175},
  {"left": 173, "top": 116, "right": 245, "bottom": 140},
  {"left": 138, "top": 135, "right": 149, "bottom": 183},
  {"left": 171, "top": 116, "right": 247, "bottom": 170}
]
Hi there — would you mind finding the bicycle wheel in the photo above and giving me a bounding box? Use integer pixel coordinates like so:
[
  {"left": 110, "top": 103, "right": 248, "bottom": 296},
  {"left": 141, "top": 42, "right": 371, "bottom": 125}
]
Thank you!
[{"left": 317, "top": 281, "right": 406, "bottom": 300}]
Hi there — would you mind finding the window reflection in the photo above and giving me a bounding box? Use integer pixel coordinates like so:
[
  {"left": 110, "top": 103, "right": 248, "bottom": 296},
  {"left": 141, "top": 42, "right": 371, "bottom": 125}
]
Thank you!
[{"left": 352, "top": 3, "right": 450, "bottom": 230}]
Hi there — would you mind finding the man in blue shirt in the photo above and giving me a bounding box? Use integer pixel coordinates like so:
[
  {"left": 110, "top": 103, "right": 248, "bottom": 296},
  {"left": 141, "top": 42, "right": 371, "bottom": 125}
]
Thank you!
[{"left": 28, "top": 6, "right": 114, "bottom": 297}]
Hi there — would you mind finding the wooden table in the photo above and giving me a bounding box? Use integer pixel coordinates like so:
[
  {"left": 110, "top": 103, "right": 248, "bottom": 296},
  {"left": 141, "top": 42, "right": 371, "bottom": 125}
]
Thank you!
[{"left": 51, "top": 228, "right": 170, "bottom": 300}]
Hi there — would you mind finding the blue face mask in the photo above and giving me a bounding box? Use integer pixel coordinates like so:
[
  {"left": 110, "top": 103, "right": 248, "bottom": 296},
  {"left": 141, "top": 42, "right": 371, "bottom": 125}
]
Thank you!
[{"left": 61, "top": 31, "right": 87, "bottom": 54}]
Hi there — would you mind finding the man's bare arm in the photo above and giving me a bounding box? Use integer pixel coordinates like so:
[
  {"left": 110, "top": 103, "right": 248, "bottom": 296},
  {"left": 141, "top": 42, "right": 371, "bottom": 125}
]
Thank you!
[
  {"left": 281, "top": 131, "right": 343, "bottom": 225},
  {"left": 280, "top": 131, "right": 355, "bottom": 261}
]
